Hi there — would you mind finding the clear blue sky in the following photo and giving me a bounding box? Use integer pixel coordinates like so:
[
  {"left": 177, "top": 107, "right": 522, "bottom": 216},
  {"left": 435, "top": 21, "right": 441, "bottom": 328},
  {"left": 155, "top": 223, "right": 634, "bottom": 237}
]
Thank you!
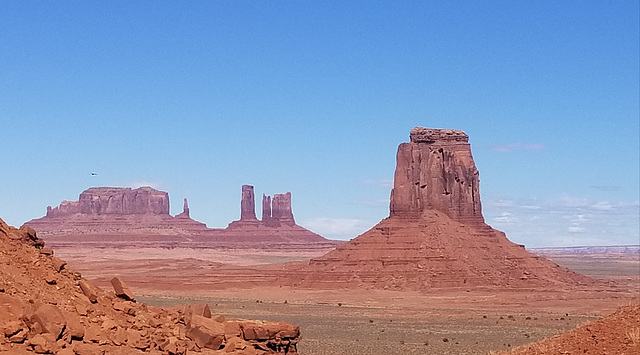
[{"left": 1, "top": 1, "right": 638, "bottom": 247}]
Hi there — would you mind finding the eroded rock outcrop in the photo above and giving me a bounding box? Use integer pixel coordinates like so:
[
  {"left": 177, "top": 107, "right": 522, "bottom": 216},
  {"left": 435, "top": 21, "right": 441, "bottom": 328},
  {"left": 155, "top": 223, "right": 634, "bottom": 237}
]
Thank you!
[
  {"left": 28, "top": 185, "right": 333, "bottom": 245},
  {"left": 240, "top": 185, "right": 258, "bottom": 222},
  {"left": 46, "top": 187, "right": 170, "bottom": 217},
  {"left": 0, "top": 217, "right": 300, "bottom": 354},
  {"left": 225, "top": 186, "right": 327, "bottom": 243},
  {"left": 390, "top": 127, "right": 483, "bottom": 225},
  {"left": 301, "top": 127, "right": 596, "bottom": 289},
  {"left": 27, "top": 187, "right": 208, "bottom": 237}
]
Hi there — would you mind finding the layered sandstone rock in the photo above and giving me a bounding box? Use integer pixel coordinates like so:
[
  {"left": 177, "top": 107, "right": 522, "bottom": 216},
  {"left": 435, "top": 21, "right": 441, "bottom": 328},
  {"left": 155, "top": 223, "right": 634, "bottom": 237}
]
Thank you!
[
  {"left": 271, "top": 193, "right": 295, "bottom": 226},
  {"left": 27, "top": 187, "right": 209, "bottom": 237},
  {"left": 240, "top": 185, "right": 258, "bottom": 221},
  {"left": 390, "top": 127, "right": 483, "bottom": 225},
  {"left": 301, "top": 127, "right": 595, "bottom": 289},
  {"left": 225, "top": 186, "right": 327, "bottom": 243},
  {"left": 46, "top": 187, "right": 170, "bottom": 217},
  {"left": 0, "top": 217, "right": 301, "bottom": 354},
  {"left": 27, "top": 185, "right": 333, "bottom": 245}
]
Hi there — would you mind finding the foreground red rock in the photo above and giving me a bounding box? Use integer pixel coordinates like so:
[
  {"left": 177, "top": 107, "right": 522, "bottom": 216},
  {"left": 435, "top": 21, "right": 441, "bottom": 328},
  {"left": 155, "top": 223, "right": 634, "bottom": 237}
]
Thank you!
[
  {"left": 498, "top": 303, "right": 640, "bottom": 355},
  {"left": 298, "top": 127, "right": 596, "bottom": 289},
  {"left": 0, "top": 217, "right": 300, "bottom": 354}
]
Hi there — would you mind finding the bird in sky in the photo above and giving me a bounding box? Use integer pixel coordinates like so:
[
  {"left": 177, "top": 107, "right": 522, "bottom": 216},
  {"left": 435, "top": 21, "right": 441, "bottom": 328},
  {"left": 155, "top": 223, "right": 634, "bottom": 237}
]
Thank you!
[{"left": 91, "top": 172, "right": 97, "bottom": 176}]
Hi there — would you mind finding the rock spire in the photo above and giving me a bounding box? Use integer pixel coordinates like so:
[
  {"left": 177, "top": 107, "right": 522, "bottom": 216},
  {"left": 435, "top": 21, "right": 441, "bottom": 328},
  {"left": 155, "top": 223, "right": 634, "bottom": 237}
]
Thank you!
[
  {"left": 240, "top": 185, "right": 258, "bottom": 221},
  {"left": 182, "top": 198, "right": 190, "bottom": 217}
]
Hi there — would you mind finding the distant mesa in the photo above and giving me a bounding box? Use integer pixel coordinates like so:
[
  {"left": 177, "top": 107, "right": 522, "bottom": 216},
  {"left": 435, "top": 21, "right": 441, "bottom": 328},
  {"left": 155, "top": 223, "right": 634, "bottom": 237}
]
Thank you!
[
  {"left": 26, "top": 185, "right": 331, "bottom": 244},
  {"left": 297, "top": 127, "right": 595, "bottom": 289},
  {"left": 27, "top": 186, "right": 207, "bottom": 236},
  {"left": 44, "top": 186, "right": 170, "bottom": 217}
]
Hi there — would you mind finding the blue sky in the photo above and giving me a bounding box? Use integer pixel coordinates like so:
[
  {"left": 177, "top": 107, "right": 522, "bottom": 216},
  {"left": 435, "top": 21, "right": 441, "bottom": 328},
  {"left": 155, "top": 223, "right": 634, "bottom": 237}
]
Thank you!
[{"left": 1, "top": 1, "right": 638, "bottom": 247}]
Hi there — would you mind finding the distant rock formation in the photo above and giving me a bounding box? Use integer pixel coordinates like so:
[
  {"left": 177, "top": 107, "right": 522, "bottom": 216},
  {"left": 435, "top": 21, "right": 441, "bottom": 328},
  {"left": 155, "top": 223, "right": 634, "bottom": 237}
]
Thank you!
[
  {"left": 271, "top": 193, "right": 295, "bottom": 226},
  {"left": 299, "top": 127, "right": 595, "bottom": 289},
  {"left": 27, "top": 187, "right": 208, "bottom": 236},
  {"left": 27, "top": 185, "right": 332, "bottom": 244},
  {"left": 175, "top": 198, "right": 191, "bottom": 219},
  {"left": 240, "top": 185, "right": 258, "bottom": 221},
  {"left": 224, "top": 186, "right": 327, "bottom": 243},
  {"left": 262, "top": 194, "right": 272, "bottom": 225},
  {"left": 262, "top": 192, "right": 295, "bottom": 227},
  {"left": 45, "top": 187, "right": 169, "bottom": 217}
]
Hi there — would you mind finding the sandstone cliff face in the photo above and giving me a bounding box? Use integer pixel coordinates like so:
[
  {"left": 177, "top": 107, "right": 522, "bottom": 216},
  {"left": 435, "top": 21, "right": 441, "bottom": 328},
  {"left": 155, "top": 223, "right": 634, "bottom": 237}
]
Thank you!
[
  {"left": 271, "top": 193, "right": 295, "bottom": 226},
  {"left": 240, "top": 185, "right": 258, "bottom": 221},
  {"left": 46, "top": 187, "right": 170, "bottom": 217},
  {"left": 28, "top": 188, "right": 208, "bottom": 237},
  {"left": 390, "top": 127, "right": 483, "bottom": 225}
]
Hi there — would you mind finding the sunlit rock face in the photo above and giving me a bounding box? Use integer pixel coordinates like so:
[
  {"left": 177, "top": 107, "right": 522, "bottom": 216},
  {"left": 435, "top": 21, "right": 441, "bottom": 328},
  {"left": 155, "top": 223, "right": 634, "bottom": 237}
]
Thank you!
[
  {"left": 390, "top": 127, "right": 483, "bottom": 226},
  {"left": 46, "top": 187, "right": 170, "bottom": 216}
]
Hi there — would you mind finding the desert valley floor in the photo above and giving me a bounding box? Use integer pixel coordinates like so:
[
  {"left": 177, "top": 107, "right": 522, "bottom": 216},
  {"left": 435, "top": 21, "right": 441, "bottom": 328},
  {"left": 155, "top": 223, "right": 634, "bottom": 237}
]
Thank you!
[{"left": 48, "top": 240, "right": 640, "bottom": 355}]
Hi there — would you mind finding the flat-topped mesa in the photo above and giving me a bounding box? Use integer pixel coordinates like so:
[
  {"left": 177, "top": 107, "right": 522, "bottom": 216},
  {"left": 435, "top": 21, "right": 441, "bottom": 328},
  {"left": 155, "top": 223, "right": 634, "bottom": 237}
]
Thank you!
[
  {"left": 390, "top": 126, "right": 483, "bottom": 225},
  {"left": 240, "top": 185, "right": 258, "bottom": 221},
  {"left": 45, "top": 187, "right": 169, "bottom": 216}
]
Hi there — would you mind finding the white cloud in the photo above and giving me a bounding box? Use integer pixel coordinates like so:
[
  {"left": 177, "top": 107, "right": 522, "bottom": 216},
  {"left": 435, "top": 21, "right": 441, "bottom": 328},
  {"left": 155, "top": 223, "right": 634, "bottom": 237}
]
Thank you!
[
  {"left": 487, "top": 199, "right": 515, "bottom": 208},
  {"left": 567, "top": 224, "right": 585, "bottom": 233},
  {"left": 557, "top": 194, "right": 590, "bottom": 208},
  {"left": 490, "top": 143, "right": 545, "bottom": 152},
  {"left": 362, "top": 179, "right": 393, "bottom": 188},
  {"left": 493, "top": 211, "right": 517, "bottom": 224},
  {"left": 591, "top": 201, "right": 613, "bottom": 211},
  {"left": 484, "top": 194, "right": 639, "bottom": 247},
  {"left": 353, "top": 199, "right": 389, "bottom": 207},
  {"left": 300, "top": 217, "right": 377, "bottom": 240}
]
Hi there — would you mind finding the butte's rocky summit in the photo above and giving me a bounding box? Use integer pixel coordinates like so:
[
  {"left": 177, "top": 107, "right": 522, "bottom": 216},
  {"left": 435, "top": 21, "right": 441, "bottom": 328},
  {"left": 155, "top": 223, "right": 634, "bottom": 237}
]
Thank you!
[{"left": 294, "top": 127, "right": 595, "bottom": 289}]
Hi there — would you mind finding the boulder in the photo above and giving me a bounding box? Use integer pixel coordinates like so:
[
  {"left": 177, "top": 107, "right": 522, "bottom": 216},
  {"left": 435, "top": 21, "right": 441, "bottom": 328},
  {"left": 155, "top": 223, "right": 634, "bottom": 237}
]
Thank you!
[
  {"left": 110, "top": 277, "right": 135, "bottom": 301},
  {"left": 29, "top": 304, "right": 66, "bottom": 339},
  {"left": 78, "top": 280, "right": 98, "bottom": 303},
  {"left": 186, "top": 315, "right": 225, "bottom": 350}
]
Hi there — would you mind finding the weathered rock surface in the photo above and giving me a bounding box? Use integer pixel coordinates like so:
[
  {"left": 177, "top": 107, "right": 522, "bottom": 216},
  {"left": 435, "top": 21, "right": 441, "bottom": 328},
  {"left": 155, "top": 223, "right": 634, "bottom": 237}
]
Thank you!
[
  {"left": 240, "top": 185, "right": 258, "bottom": 222},
  {"left": 27, "top": 187, "right": 209, "bottom": 237},
  {"left": 390, "top": 127, "right": 483, "bottom": 225},
  {"left": 47, "top": 187, "right": 170, "bottom": 216},
  {"left": 225, "top": 185, "right": 327, "bottom": 243},
  {"left": 298, "top": 127, "right": 596, "bottom": 289},
  {"left": 271, "top": 193, "right": 295, "bottom": 227},
  {"left": 0, "top": 216, "right": 301, "bottom": 354}
]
